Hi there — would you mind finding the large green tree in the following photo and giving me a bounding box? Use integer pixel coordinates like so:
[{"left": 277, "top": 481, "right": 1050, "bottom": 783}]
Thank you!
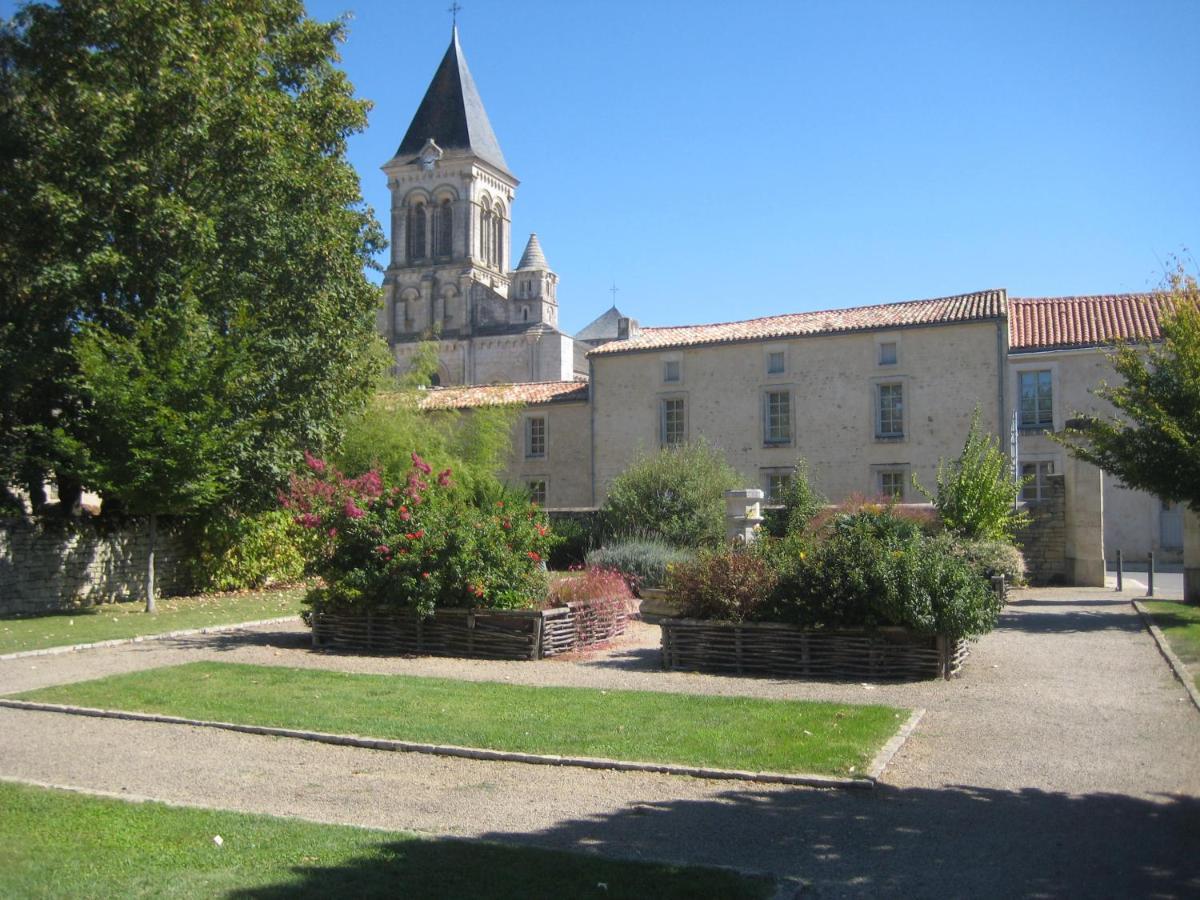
[
  {"left": 1060, "top": 268, "right": 1200, "bottom": 513},
  {"left": 0, "top": 0, "right": 385, "bottom": 521}
]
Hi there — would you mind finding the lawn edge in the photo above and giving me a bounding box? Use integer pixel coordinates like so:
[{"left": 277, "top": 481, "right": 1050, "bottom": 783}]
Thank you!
[
  {"left": 865, "top": 706, "right": 925, "bottom": 780},
  {"left": 0, "top": 774, "right": 784, "bottom": 896},
  {"left": 0, "top": 697, "right": 881, "bottom": 789},
  {"left": 1132, "top": 599, "right": 1200, "bottom": 715},
  {"left": 0, "top": 616, "right": 300, "bottom": 661}
]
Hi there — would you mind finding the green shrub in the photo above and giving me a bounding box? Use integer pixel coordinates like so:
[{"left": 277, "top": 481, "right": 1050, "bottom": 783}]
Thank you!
[
  {"left": 762, "top": 459, "right": 825, "bottom": 538},
  {"left": 667, "top": 547, "right": 779, "bottom": 622},
  {"left": 185, "top": 510, "right": 315, "bottom": 592},
  {"left": 284, "top": 452, "right": 553, "bottom": 616},
  {"left": 586, "top": 539, "right": 695, "bottom": 593},
  {"left": 546, "top": 516, "right": 595, "bottom": 570},
  {"left": 935, "top": 535, "right": 1027, "bottom": 586},
  {"left": 600, "top": 442, "right": 740, "bottom": 548},
  {"left": 767, "top": 507, "right": 1003, "bottom": 640},
  {"left": 914, "top": 408, "right": 1030, "bottom": 541}
]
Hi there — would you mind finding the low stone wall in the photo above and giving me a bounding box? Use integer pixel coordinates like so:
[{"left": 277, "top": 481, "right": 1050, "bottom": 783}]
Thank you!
[
  {"left": 0, "top": 517, "right": 187, "bottom": 616},
  {"left": 1015, "top": 474, "right": 1066, "bottom": 585}
]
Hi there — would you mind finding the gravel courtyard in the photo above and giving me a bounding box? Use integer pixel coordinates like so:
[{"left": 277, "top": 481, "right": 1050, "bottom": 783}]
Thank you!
[{"left": 2, "top": 584, "right": 1198, "bottom": 897}]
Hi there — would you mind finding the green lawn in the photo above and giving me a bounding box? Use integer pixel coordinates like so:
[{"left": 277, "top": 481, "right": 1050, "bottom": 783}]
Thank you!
[
  {"left": 17, "top": 661, "right": 904, "bottom": 776},
  {"left": 1142, "top": 599, "right": 1200, "bottom": 690},
  {"left": 0, "top": 781, "right": 771, "bottom": 899},
  {"left": 0, "top": 588, "right": 304, "bottom": 655}
]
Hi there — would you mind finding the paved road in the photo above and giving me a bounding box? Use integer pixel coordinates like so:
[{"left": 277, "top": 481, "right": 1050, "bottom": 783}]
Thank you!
[{"left": 2, "top": 586, "right": 1198, "bottom": 897}]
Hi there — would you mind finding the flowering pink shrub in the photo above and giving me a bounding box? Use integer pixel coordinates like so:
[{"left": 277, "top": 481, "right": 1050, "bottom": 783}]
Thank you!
[
  {"left": 546, "top": 566, "right": 635, "bottom": 609},
  {"left": 282, "top": 452, "right": 552, "bottom": 616}
]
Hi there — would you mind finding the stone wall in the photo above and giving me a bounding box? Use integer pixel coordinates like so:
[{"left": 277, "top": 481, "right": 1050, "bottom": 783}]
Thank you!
[
  {"left": 0, "top": 518, "right": 187, "bottom": 616},
  {"left": 1015, "top": 474, "right": 1067, "bottom": 585}
]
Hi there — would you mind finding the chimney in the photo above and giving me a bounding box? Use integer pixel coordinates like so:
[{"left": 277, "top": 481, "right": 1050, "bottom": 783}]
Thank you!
[{"left": 617, "top": 317, "right": 640, "bottom": 340}]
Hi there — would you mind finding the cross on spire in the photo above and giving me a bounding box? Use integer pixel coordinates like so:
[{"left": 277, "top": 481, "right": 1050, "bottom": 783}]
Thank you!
[
  {"left": 448, "top": 2, "right": 462, "bottom": 27},
  {"left": 609, "top": 281, "right": 620, "bottom": 305}
]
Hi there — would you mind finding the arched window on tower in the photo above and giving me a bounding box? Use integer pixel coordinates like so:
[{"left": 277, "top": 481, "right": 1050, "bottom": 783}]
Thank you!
[
  {"left": 407, "top": 202, "right": 427, "bottom": 262},
  {"left": 492, "top": 207, "right": 504, "bottom": 269},
  {"left": 433, "top": 199, "right": 453, "bottom": 257},
  {"left": 479, "top": 205, "right": 492, "bottom": 265}
]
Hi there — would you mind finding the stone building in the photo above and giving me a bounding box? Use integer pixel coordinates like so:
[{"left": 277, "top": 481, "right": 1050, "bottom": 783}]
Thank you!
[{"left": 396, "top": 28, "right": 1187, "bottom": 575}]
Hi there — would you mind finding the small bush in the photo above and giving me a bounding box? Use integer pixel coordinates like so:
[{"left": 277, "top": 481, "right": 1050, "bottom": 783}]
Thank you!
[
  {"left": 185, "top": 510, "right": 315, "bottom": 592},
  {"left": 600, "top": 442, "right": 740, "bottom": 548},
  {"left": 284, "top": 452, "right": 553, "bottom": 616},
  {"left": 936, "top": 535, "right": 1027, "bottom": 586},
  {"left": 586, "top": 539, "right": 695, "bottom": 594},
  {"left": 546, "top": 516, "right": 595, "bottom": 570},
  {"left": 667, "top": 547, "right": 779, "bottom": 622},
  {"left": 547, "top": 567, "right": 634, "bottom": 608},
  {"left": 914, "top": 408, "right": 1030, "bottom": 541},
  {"left": 762, "top": 459, "right": 825, "bottom": 538}
]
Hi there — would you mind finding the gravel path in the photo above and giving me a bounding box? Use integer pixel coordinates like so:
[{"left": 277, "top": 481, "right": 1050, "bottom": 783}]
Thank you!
[{"left": 2, "top": 586, "right": 1199, "bottom": 897}]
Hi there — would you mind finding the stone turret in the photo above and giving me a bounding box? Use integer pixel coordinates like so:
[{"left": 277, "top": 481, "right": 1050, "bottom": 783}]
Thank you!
[{"left": 511, "top": 233, "right": 559, "bottom": 328}]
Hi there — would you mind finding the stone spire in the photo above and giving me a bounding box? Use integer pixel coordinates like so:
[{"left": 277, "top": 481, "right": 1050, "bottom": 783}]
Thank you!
[
  {"left": 517, "top": 233, "right": 549, "bottom": 270},
  {"left": 396, "top": 27, "right": 509, "bottom": 174}
]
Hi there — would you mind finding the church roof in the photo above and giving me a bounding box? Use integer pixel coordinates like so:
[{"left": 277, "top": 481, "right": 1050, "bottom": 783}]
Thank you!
[
  {"left": 396, "top": 28, "right": 509, "bottom": 174},
  {"left": 1008, "top": 293, "right": 1175, "bottom": 352},
  {"left": 589, "top": 290, "right": 1007, "bottom": 355},
  {"left": 574, "top": 305, "right": 629, "bottom": 343},
  {"left": 517, "top": 233, "right": 549, "bottom": 270},
  {"left": 419, "top": 381, "right": 588, "bottom": 410}
]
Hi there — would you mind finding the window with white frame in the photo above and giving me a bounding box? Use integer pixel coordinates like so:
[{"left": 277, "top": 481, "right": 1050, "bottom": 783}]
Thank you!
[
  {"left": 764, "top": 390, "right": 791, "bottom": 445},
  {"left": 1018, "top": 370, "right": 1053, "bottom": 431},
  {"left": 766, "top": 350, "right": 786, "bottom": 375},
  {"left": 527, "top": 479, "right": 547, "bottom": 506},
  {"left": 878, "top": 468, "right": 907, "bottom": 501},
  {"left": 663, "top": 359, "right": 681, "bottom": 383},
  {"left": 525, "top": 416, "right": 546, "bottom": 459},
  {"left": 1020, "top": 461, "right": 1055, "bottom": 502},
  {"left": 763, "top": 470, "right": 793, "bottom": 501},
  {"left": 661, "top": 397, "right": 686, "bottom": 446},
  {"left": 876, "top": 383, "right": 904, "bottom": 439},
  {"left": 878, "top": 341, "right": 898, "bottom": 366}
]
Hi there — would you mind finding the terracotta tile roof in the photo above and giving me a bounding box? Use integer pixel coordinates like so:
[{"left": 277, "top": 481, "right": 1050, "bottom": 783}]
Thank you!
[
  {"left": 418, "top": 381, "right": 588, "bottom": 410},
  {"left": 587, "top": 290, "right": 1008, "bottom": 355},
  {"left": 1008, "top": 293, "right": 1175, "bottom": 352}
]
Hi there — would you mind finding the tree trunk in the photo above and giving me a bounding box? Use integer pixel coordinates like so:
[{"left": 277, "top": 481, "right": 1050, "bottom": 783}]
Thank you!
[{"left": 146, "top": 512, "right": 158, "bottom": 614}]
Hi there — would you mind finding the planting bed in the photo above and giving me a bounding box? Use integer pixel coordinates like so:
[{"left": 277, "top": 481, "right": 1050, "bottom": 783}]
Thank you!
[
  {"left": 660, "top": 619, "right": 968, "bottom": 681},
  {"left": 311, "top": 599, "right": 629, "bottom": 660}
]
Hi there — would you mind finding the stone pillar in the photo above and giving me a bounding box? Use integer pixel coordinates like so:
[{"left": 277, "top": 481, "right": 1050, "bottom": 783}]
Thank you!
[
  {"left": 725, "top": 489, "right": 764, "bottom": 545},
  {"left": 1184, "top": 509, "right": 1200, "bottom": 604},
  {"left": 1063, "top": 453, "right": 1105, "bottom": 587}
]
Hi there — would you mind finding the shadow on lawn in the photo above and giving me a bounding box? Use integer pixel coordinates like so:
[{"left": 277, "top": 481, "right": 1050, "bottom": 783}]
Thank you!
[{"left": 227, "top": 783, "right": 1200, "bottom": 899}]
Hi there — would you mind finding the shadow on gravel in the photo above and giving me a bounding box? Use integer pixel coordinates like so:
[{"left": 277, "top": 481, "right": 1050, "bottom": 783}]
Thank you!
[
  {"left": 459, "top": 783, "right": 1197, "bottom": 899},
  {"left": 578, "top": 646, "right": 662, "bottom": 672},
  {"left": 1007, "top": 599, "right": 1132, "bottom": 608},
  {"left": 996, "top": 608, "right": 1144, "bottom": 634},
  {"left": 153, "top": 629, "right": 311, "bottom": 653}
]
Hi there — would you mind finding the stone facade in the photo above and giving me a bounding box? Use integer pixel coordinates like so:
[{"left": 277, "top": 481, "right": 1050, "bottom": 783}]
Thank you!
[
  {"left": 1015, "top": 475, "right": 1067, "bottom": 584},
  {"left": 0, "top": 518, "right": 186, "bottom": 616}
]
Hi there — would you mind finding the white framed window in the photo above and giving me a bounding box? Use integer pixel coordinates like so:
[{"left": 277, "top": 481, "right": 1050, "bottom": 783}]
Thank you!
[
  {"left": 873, "top": 466, "right": 908, "bottom": 501},
  {"left": 1018, "top": 370, "right": 1053, "bottom": 431},
  {"left": 528, "top": 479, "right": 547, "bottom": 506},
  {"left": 663, "top": 359, "right": 681, "bottom": 383},
  {"left": 767, "top": 350, "right": 786, "bottom": 375},
  {"left": 1020, "top": 460, "right": 1055, "bottom": 502},
  {"left": 660, "top": 397, "right": 686, "bottom": 446},
  {"left": 876, "top": 382, "right": 904, "bottom": 440},
  {"left": 878, "top": 341, "right": 898, "bottom": 366},
  {"left": 762, "top": 469, "right": 793, "bottom": 501},
  {"left": 525, "top": 416, "right": 546, "bottom": 459},
  {"left": 763, "top": 390, "right": 791, "bottom": 445}
]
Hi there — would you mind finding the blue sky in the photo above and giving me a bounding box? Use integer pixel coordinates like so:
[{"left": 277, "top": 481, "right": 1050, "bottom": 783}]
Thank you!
[{"left": 8, "top": 1, "right": 1199, "bottom": 334}]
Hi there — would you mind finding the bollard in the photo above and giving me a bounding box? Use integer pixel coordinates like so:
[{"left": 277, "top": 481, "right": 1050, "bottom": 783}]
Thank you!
[
  {"left": 1116, "top": 550, "right": 1123, "bottom": 592},
  {"left": 1147, "top": 552, "right": 1155, "bottom": 598}
]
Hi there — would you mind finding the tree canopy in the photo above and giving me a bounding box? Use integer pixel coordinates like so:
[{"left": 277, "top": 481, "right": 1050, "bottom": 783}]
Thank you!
[
  {"left": 0, "top": 0, "right": 385, "bottom": 515},
  {"left": 1059, "top": 268, "right": 1200, "bottom": 512}
]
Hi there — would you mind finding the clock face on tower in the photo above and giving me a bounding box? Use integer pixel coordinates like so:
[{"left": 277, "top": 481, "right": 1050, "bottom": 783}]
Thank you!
[{"left": 417, "top": 138, "right": 443, "bottom": 172}]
